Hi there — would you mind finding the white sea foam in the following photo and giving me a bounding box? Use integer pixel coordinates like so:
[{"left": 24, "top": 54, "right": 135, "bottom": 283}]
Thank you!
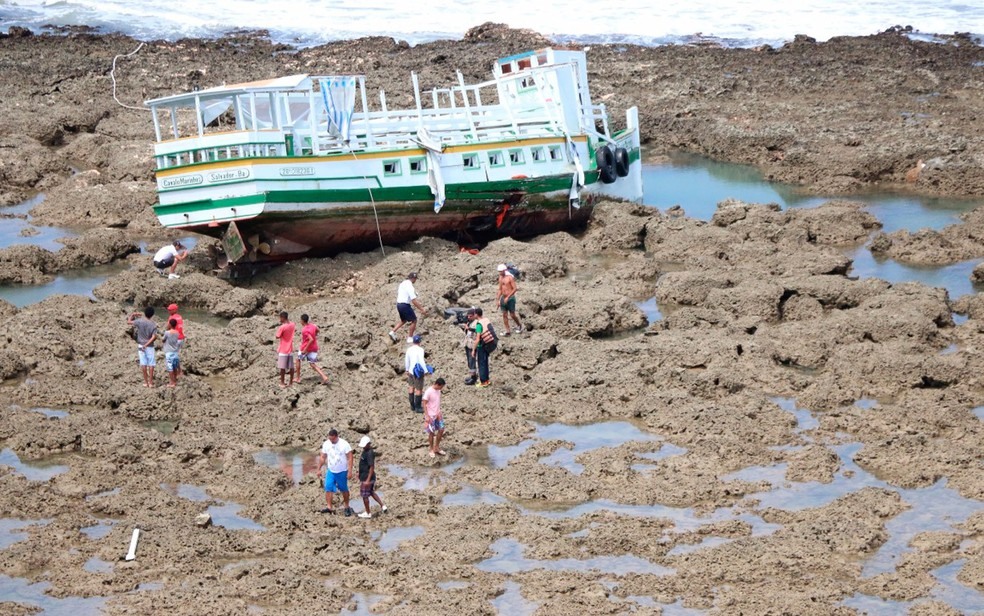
[{"left": 1, "top": 0, "right": 982, "bottom": 47}]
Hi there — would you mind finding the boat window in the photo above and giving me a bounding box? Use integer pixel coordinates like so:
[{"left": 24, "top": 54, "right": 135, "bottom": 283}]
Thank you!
[
  {"left": 518, "top": 58, "right": 532, "bottom": 70},
  {"left": 488, "top": 151, "right": 504, "bottom": 167},
  {"left": 536, "top": 53, "right": 548, "bottom": 66},
  {"left": 383, "top": 159, "right": 402, "bottom": 176},
  {"left": 409, "top": 157, "right": 427, "bottom": 174},
  {"left": 509, "top": 149, "right": 525, "bottom": 165},
  {"left": 462, "top": 153, "right": 480, "bottom": 169},
  {"left": 531, "top": 147, "right": 546, "bottom": 162},
  {"left": 548, "top": 145, "right": 563, "bottom": 161},
  {"left": 500, "top": 63, "right": 512, "bottom": 75}
]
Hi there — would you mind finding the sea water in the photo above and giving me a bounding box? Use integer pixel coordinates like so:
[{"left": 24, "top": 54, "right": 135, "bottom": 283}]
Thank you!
[{"left": 1, "top": 0, "right": 982, "bottom": 48}]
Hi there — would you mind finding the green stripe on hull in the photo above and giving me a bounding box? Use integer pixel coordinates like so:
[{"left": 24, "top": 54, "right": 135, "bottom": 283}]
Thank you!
[{"left": 153, "top": 174, "right": 584, "bottom": 218}]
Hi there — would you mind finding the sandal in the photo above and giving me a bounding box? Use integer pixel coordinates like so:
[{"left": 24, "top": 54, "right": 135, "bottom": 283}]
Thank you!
[{"left": 320, "top": 507, "right": 334, "bottom": 514}]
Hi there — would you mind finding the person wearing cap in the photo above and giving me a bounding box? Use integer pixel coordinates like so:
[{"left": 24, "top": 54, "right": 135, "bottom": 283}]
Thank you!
[
  {"left": 496, "top": 263, "right": 523, "bottom": 336},
  {"left": 404, "top": 334, "right": 427, "bottom": 413},
  {"left": 422, "top": 378, "right": 446, "bottom": 457},
  {"left": 356, "top": 435, "right": 386, "bottom": 519},
  {"left": 295, "top": 313, "right": 329, "bottom": 385},
  {"left": 153, "top": 240, "right": 188, "bottom": 279},
  {"left": 166, "top": 303, "right": 185, "bottom": 349},
  {"left": 389, "top": 272, "right": 428, "bottom": 344},
  {"left": 317, "top": 428, "right": 354, "bottom": 516}
]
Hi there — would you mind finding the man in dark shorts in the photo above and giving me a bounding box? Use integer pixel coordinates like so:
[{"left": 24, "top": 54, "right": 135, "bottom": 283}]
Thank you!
[
  {"left": 496, "top": 263, "right": 523, "bottom": 335},
  {"left": 389, "top": 272, "right": 429, "bottom": 343},
  {"left": 357, "top": 435, "right": 386, "bottom": 519},
  {"left": 152, "top": 241, "right": 188, "bottom": 279}
]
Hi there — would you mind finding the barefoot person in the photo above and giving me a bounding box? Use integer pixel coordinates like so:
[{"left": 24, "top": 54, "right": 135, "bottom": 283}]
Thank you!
[
  {"left": 166, "top": 303, "right": 185, "bottom": 377},
  {"left": 295, "top": 314, "right": 329, "bottom": 384},
  {"left": 404, "top": 334, "right": 427, "bottom": 413},
  {"left": 153, "top": 240, "right": 188, "bottom": 279},
  {"left": 127, "top": 307, "right": 159, "bottom": 388},
  {"left": 274, "top": 311, "right": 295, "bottom": 388},
  {"left": 389, "top": 272, "right": 428, "bottom": 343},
  {"left": 318, "top": 429, "right": 354, "bottom": 516},
  {"left": 162, "top": 318, "right": 181, "bottom": 388},
  {"left": 422, "top": 378, "right": 446, "bottom": 457},
  {"left": 496, "top": 264, "right": 523, "bottom": 335},
  {"left": 357, "top": 435, "right": 386, "bottom": 519}
]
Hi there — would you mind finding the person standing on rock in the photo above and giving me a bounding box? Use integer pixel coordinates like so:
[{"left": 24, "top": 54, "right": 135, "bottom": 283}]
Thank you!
[
  {"left": 404, "top": 334, "right": 427, "bottom": 413},
  {"left": 472, "top": 308, "right": 497, "bottom": 388},
  {"left": 422, "top": 378, "right": 446, "bottom": 457},
  {"left": 162, "top": 318, "right": 181, "bottom": 388},
  {"left": 495, "top": 264, "right": 523, "bottom": 336},
  {"left": 295, "top": 313, "right": 329, "bottom": 385},
  {"left": 389, "top": 272, "right": 428, "bottom": 343},
  {"left": 318, "top": 428, "right": 354, "bottom": 516},
  {"left": 462, "top": 308, "right": 479, "bottom": 385},
  {"left": 153, "top": 240, "right": 188, "bottom": 279},
  {"left": 166, "top": 303, "right": 185, "bottom": 379},
  {"left": 127, "top": 307, "right": 159, "bottom": 388},
  {"left": 275, "top": 311, "right": 296, "bottom": 389},
  {"left": 357, "top": 435, "right": 386, "bottom": 519}
]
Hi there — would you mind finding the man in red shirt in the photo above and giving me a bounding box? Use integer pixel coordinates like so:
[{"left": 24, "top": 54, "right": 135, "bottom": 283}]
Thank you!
[
  {"left": 275, "top": 311, "right": 296, "bottom": 388},
  {"left": 295, "top": 313, "right": 329, "bottom": 385}
]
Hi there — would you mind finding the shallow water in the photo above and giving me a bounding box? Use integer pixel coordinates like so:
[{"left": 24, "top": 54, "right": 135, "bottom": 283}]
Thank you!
[
  {"left": 141, "top": 420, "right": 178, "bottom": 435},
  {"left": 845, "top": 246, "right": 983, "bottom": 300},
  {"left": 0, "top": 448, "right": 70, "bottom": 482},
  {"left": 769, "top": 396, "right": 819, "bottom": 432},
  {"left": 208, "top": 503, "right": 266, "bottom": 531},
  {"left": 0, "top": 194, "right": 77, "bottom": 252},
  {"left": 83, "top": 557, "right": 114, "bottom": 574},
  {"left": 385, "top": 459, "right": 464, "bottom": 491},
  {"left": 842, "top": 559, "right": 983, "bottom": 614},
  {"left": 0, "top": 262, "right": 130, "bottom": 307},
  {"left": 28, "top": 407, "right": 69, "bottom": 419},
  {"left": 478, "top": 537, "right": 673, "bottom": 576},
  {"left": 643, "top": 154, "right": 983, "bottom": 233},
  {"left": 80, "top": 519, "right": 115, "bottom": 540},
  {"left": 0, "top": 574, "right": 106, "bottom": 615},
  {"left": 533, "top": 421, "right": 661, "bottom": 474},
  {"left": 0, "top": 518, "right": 51, "bottom": 550},
  {"left": 634, "top": 297, "right": 663, "bottom": 324},
  {"left": 377, "top": 525, "right": 425, "bottom": 552},
  {"left": 490, "top": 580, "right": 538, "bottom": 616},
  {"left": 252, "top": 447, "right": 320, "bottom": 486}
]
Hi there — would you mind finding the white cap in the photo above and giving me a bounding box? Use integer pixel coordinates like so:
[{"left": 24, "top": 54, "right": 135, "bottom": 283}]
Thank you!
[
  {"left": 358, "top": 435, "right": 371, "bottom": 448},
  {"left": 497, "top": 264, "right": 507, "bottom": 272}
]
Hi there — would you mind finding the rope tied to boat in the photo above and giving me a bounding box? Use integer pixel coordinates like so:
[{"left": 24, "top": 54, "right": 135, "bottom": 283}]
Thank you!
[{"left": 111, "top": 42, "right": 150, "bottom": 112}]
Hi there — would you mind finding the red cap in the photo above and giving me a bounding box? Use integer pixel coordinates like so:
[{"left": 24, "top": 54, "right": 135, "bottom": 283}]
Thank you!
[{"left": 167, "top": 303, "right": 179, "bottom": 312}]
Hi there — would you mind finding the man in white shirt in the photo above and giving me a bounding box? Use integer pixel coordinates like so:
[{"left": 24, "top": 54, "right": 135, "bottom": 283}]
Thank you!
[
  {"left": 317, "top": 428, "right": 354, "bottom": 516},
  {"left": 404, "top": 334, "right": 427, "bottom": 413},
  {"left": 153, "top": 240, "right": 188, "bottom": 279},
  {"left": 389, "top": 272, "right": 428, "bottom": 343}
]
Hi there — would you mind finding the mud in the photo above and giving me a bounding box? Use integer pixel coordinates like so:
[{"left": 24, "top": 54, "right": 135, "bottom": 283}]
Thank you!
[{"left": 1, "top": 22, "right": 983, "bottom": 615}]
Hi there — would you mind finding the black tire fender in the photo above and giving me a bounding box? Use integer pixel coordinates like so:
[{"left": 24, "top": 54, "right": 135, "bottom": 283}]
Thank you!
[
  {"left": 596, "top": 145, "right": 617, "bottom": 184},
  {"left": 614, "top": 147, "right": 630, "bottom": 177}
]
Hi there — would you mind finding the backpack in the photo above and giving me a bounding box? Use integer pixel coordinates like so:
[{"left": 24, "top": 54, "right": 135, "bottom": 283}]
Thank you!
[
  {"left": 505, "top": 263, "right": 522, "bottom": 281},
  {"left": 412, "top": 363, "right": 426, "bottom": 379},
  {"left": 479, "top": 322, "right": 498, "bottom": 352}
]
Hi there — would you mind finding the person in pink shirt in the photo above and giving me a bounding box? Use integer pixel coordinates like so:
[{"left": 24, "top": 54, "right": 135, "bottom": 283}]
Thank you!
[
  {"left": 295, "top": 313, "right": 329, "bottom": 385},
  {"left": 275, "top": 311, "right": 296, "bottom": 388},
  {"left": 422, "top": 378, "right": 446, "bottom": 458}
]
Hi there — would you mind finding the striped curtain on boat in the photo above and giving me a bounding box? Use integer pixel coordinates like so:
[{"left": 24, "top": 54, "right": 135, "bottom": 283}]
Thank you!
[{"left": 320, "top": 77, "right": 356, "bottom": 142}]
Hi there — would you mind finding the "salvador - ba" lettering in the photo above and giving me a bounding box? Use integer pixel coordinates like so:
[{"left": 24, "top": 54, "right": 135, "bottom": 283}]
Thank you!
[{"left": 208, "top": 169, "right": 250, "bottom": 183}]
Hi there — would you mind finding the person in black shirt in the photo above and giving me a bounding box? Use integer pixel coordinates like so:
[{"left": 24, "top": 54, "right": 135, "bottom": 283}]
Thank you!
[{"left": 357, "top": 435, "right": 386, "bottom": 519}]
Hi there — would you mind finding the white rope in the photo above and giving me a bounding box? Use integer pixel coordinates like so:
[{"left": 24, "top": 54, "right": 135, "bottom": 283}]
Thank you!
[
  {"left": 348, "top": 150, "right": 386, "bottom": 256},
  {"left": 111, "top": 42, "right": 150, "bottom": 111}
]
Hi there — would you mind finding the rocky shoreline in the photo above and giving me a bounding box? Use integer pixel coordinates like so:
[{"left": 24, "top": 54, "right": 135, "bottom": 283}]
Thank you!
[{"left": 1, "top": 24, "right": 983, "bottom": 614}]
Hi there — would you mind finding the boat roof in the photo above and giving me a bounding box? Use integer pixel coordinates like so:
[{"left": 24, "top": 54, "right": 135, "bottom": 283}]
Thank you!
[{"left": 145, "top": 74, "right": 316, "bottom": 107}]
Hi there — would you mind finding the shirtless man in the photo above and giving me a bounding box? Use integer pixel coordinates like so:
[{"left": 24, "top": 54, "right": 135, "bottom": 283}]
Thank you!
[{"left": 495, "top": 264, "right": 523, "bottom": 336}]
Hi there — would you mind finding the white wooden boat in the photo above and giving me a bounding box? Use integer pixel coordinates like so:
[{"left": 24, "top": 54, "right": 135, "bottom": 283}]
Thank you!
[{"left": 145, "top": 48, "right": 642, "bottom": 264}]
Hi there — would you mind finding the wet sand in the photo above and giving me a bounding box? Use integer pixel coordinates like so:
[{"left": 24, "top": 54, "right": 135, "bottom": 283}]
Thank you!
[{"left": 1, "top": 23, "right": 984, "bottom": 614}]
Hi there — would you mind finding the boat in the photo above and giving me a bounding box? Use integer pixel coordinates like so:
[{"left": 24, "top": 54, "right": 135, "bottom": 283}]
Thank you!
[{"left": 145, "top": 48, "right": 643, "bottom": 265}]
